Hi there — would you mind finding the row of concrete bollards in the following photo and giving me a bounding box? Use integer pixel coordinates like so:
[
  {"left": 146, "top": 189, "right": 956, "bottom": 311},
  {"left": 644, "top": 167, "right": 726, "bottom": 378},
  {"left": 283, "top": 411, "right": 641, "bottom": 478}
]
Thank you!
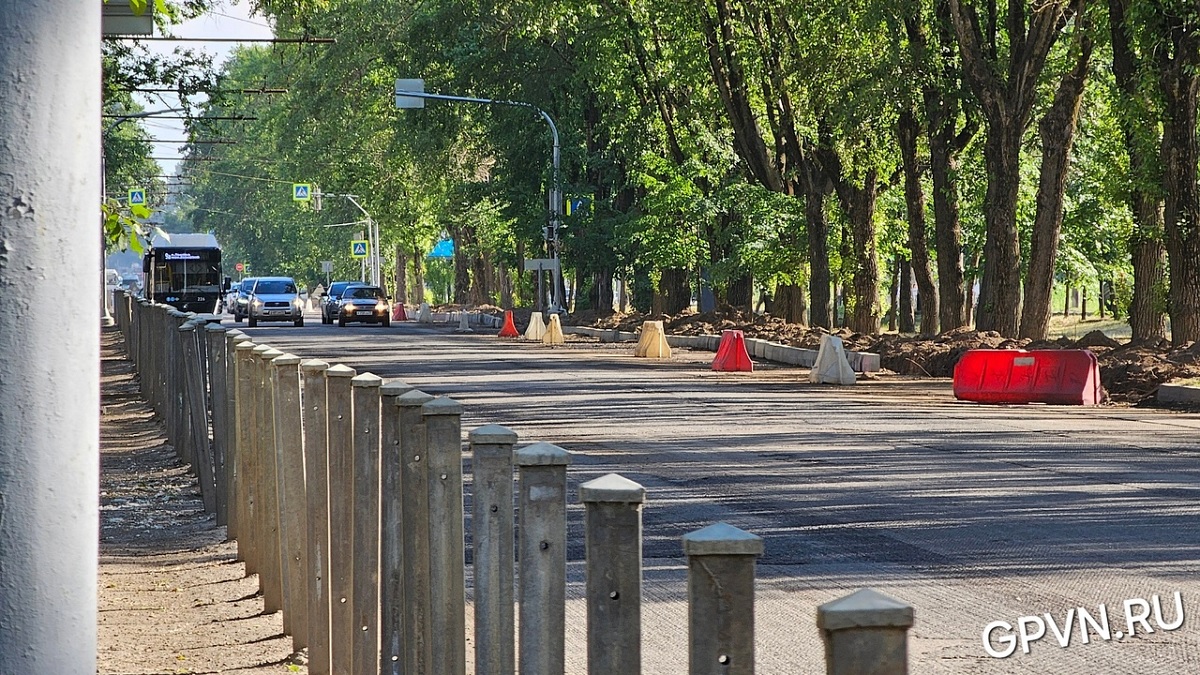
[{"left": 113, "top": 292, "right": 915, "bottom": 675}]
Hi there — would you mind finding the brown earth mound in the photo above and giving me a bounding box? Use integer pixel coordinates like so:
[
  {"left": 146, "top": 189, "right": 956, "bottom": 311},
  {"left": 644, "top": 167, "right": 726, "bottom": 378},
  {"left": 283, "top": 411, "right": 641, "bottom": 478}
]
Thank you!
[{"left": 568, "top": 307, "right": 1200, "bottom": 405}]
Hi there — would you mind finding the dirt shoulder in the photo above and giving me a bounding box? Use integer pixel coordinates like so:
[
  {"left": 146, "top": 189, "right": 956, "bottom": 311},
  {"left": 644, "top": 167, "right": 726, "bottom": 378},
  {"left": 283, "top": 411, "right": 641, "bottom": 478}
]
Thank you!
[{"left": 98, "top": 327, "right": 302, "bottom": 674}]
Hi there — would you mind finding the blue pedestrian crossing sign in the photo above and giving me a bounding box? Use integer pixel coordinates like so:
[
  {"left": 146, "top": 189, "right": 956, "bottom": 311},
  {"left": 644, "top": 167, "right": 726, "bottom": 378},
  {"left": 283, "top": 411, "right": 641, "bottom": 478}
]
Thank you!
[
  {"left": 127, "top": 188, "right": 146, "bottom": 206},
  {"left": 351, "top": 240, "right": 369, "bottom": 258},
  {"left": 566, "top": 197, "right": 589, "bottom": 216},
  {"left": 292, "top": 183, "right": 312, "bottom": 201}
]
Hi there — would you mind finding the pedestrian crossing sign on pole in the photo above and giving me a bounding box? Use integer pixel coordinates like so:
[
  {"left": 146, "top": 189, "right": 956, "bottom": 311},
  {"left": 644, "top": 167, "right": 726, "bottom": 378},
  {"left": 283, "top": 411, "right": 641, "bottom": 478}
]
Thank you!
[
  {"left": 127, "top": 188, "right": 146, "bottom": 206},
  {"left": 351, "top": 240, "right": 369, "bottom": 259},
  {"left": 565, "top": 196, "right": 589, "bottom": 216},
  {"left": 292, "top": 183, "right": 312, "bottom": 201}
]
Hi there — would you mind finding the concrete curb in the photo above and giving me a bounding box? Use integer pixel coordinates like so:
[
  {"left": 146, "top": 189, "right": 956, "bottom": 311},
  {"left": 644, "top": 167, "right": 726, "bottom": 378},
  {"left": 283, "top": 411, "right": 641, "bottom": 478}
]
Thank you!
[{"left": 1157, "top": 383, "right": 1200, "bottom": 405}]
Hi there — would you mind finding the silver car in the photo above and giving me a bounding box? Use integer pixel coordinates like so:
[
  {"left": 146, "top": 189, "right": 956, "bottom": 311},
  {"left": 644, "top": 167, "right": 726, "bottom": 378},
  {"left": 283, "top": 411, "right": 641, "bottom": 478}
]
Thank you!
[{"left": 246, "top": 276, "right": 304, "bottom": 327}]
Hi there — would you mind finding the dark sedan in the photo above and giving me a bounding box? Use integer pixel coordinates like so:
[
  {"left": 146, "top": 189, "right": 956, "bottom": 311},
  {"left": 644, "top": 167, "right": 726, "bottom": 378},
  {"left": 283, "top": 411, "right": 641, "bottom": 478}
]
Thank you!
[
  {"left": 336, "top": 285, "right": 391, "bottom": 327},
  {"left": 320, "top": 280, "right": 367, "bottom": 324}
]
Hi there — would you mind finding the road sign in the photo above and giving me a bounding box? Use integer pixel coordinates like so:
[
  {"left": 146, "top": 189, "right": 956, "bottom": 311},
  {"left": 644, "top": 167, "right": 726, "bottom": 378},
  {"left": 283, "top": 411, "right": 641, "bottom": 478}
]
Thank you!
[
  {"left": 566, "top": 197, "right": 588, "bottom": 216},
  {"left": 394, "top": 78, "right": 426, "bottom": 109},
  {"left": 523, "top": 258, "right": 560, "bottom": 272},
  {"left": 321, "top": 260, "right": 333, "bottom": 273},
  {"left": 293, "top": 183, "right": 312, "bottom": 201},
  {"left": 128, "top": 188, "right": 146, "bottom": 206},
  {"left": 235, "top": 262, "right": 244, "bottom": 272},
  {"left": 351, "top": 240, "right": 369, "bottom": 259}
]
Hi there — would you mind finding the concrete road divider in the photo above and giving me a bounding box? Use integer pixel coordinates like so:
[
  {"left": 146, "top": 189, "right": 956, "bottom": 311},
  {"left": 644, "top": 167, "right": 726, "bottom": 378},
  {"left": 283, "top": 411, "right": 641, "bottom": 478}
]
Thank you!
[
  {"left": 712, "top": 330, "right": 754, "bottom": 372},
  {"left": 542, "top": 314, "right": 565, "bottom": 346},
  {"left": 392, "top": 303, "right": 408, "bottom": 321},
  {"left": 417, "top": 303, "right": 432, "bottom": 323},
  {"left": 455, "top": 312, "right": 474, "bottom": 333},
  {"left": 524, "top": 312, "right": 546, "bottom": 341},
  {"left": 498, "top": 310, "right": 521, "bottom": 338},
  {"left": 634, "top": 321, "right": 672, "bottom": 359},
  {"left": 810, "top": 335, "right": 856, "bottom": 385}
]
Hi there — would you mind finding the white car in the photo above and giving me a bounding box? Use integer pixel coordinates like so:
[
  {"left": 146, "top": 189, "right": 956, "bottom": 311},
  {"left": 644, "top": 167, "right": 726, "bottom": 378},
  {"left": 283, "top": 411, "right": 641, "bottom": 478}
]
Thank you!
[{"left": 246, "top": 276, "right": 304, "bottom": 327}]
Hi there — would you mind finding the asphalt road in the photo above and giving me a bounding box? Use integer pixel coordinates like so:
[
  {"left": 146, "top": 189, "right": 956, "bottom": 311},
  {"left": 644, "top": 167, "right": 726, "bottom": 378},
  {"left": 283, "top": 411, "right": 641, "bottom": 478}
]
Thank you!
[{"left": 236, "top": 313, "right": 1200, "bottom": 674}]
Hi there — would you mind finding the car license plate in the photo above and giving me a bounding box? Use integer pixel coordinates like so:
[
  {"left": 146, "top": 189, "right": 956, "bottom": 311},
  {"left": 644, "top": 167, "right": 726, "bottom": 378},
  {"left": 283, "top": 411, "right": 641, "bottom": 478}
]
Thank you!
[
  {"left": 267, "top": 310, "right": 282, "bottom": 316},
  {"left": 356, "top": 310, "right": 372, "bottom": 316}
]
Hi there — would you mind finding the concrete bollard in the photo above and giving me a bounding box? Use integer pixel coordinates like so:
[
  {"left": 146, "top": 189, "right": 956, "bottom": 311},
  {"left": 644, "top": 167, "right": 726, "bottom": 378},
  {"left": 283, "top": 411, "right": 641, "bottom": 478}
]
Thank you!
[
  {"left": 397, "top": 390, "right": 435, "bottom": 675},
  {"left": 325, "top": 364, "right": 358, "bottom": 675},
  {"left": 516, "top": 442, "right": 571, "bottom": 675},
  {"left": 580, "top": 473, "right": 646, "bottom": 675},
  {"left": 233, "top": 341, "right": 259, "bottom": 567},
  {"left": 178, "top": 322, "right": 216, "bottom": 515},
  {"left": 272, "top": 353, "right": 308, "bottom": 650},
  {"left": 205, "top": 323, "right": 231, "bottom": 527},
  {"left": 352, "top": 373, "right": 383, "bottom": 675},
  {"left": 682, "top": 523, "right": 764, "bottom": 675},
  {"left": 224, "top": 331, "right": 250, "bottom": 541},
  {"left": 422, "top": 396, "right": 466, "bottom": 675},
  {"left": 634, "top": 320, "right": 672, "bottom": 359},
  {"left": 524, "top": 311, "right": 546, "bottom": 340},
  {"left": 469, "top": 425, "right": 518, "bottom": 675},
  {"left": 301, "top": 359, "right": 332, "bottom": 675},
  {"left": 455, "top": 311, "right": 474, "bottom": 333},
  {"left": 379, "top": 381, "right": 415, "bottom": 675},
  {"left": 817, "top": 588, "right": 914, "bottom": 675},
  {"left": 257, "top": 347, "right": 285, "bottom": 615},
  {"left": 417, "top": 302, "right": 432, "bottom": 323},
  {"left": 542, "top": 313, "right": 565, "bottom": 346}
]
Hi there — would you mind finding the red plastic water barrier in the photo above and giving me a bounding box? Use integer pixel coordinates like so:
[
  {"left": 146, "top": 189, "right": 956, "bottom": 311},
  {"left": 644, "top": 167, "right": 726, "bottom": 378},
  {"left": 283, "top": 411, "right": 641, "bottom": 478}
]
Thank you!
[
  {"left": 391, "top": 303, "right": 408, "bottom": 321},
  {"left": 497, "top": 310, "right": 520, "bottom": 338},
  {"left": 953, "top": 349, "right": 1102, "bottom": 405},
  {"left": 712, "top": 330, "right": 754, "bottom": 372}
]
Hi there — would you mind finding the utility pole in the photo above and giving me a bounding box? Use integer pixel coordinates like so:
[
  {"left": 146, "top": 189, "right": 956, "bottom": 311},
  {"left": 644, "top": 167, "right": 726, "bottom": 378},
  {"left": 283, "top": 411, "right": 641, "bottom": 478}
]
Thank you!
[
  {"left": 319, "top": 191, "right": 380, "bottom": 287},
  {"left": 0, "top": 3, "right": 101, "bottom": 674}
]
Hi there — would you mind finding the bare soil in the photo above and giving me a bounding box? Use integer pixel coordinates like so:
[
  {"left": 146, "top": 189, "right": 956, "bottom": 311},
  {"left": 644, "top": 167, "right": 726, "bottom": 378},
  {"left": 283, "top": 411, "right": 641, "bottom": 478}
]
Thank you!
[
  {"left": 98, "top": 327, "right": 304, "bottom": 674},
  {"left": 566, "top": 306, "right": 1200, "bottom": 404}
]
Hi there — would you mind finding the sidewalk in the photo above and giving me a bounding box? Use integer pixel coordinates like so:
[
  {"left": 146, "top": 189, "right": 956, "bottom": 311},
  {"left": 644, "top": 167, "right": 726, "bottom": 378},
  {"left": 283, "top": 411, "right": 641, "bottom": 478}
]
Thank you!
[{"left": 97, "top": 326, "right": 303, "bottom": 674}]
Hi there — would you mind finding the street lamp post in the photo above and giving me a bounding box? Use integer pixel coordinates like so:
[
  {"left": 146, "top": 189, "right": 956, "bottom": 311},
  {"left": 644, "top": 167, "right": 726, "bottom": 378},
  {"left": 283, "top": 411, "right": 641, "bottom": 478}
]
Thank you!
[
  {"left": 320, "top": 192, "right": 380, "bottom": 287},
  {"left": 394, "top": 84, "right": 565, "bottom": 312}
]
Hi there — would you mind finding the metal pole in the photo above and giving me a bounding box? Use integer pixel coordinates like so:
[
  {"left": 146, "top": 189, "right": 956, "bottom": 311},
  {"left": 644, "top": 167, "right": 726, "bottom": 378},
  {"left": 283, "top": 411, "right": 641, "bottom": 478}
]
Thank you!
[{"left": 0, "top": 2, "right": 99, "bottom": 670}]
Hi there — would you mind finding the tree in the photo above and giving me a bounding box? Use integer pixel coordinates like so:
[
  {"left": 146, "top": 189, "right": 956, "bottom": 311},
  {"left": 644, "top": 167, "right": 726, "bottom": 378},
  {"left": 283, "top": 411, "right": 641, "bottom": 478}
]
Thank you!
[{"left": 948, "top": 0, "right": 1082, "bottom": 336}]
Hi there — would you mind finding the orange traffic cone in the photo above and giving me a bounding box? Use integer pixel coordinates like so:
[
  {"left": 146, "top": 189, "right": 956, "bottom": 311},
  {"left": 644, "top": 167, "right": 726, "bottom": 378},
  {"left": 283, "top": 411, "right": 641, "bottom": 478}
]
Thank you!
[
  {"left": 392, "top": 303, "right": 408, "bottom": 321},
  {"left": 498, "top": 309, "right": 520, "bottom": 337},
  {"left": 712, "top": 330, "right": 753, "bottom": 372}
]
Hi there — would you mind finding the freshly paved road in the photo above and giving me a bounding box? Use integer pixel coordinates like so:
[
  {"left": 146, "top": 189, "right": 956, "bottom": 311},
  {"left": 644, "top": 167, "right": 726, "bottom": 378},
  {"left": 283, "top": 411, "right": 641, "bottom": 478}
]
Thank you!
[{"left": 243, "top": 315, "right": 1200, "bottom": 674}]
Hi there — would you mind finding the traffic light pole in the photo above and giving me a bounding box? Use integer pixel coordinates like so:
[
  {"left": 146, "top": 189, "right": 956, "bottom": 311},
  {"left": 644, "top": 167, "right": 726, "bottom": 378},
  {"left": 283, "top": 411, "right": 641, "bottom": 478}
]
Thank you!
[
  {"left": 394, "top": 87, "right": 565, "bottom": 312},
  {"left": 1, "top": 3, "right": 101, "bottom": 673}
]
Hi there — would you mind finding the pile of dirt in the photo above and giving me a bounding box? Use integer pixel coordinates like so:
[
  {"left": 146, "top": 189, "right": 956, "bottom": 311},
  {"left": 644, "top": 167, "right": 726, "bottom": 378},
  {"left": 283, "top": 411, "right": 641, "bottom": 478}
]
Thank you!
[{"left": 567, "top": 308, "right": 1200, "bottom": 405}]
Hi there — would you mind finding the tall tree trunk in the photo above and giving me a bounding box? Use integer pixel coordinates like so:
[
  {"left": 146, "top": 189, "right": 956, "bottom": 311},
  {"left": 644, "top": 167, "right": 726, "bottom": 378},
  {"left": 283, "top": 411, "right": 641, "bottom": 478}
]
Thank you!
[
  {"left": 1020, "top": 39, "right": 1092, "bottom": 339},
  {"left": 900, "top": 257, "right": 915, "bottom": 332},
  {"left": 1109, "top": 0, "right": 1167, "bottom": 341},
  {"left": 897, "top": 108, "right": 940, "bottom": 335},
  {"left": 394, "top": 244, "right": 408, "bottom": 305},
  {"left": 725, "top": 273, "right": 753, "bottom": 311},
  {"left": 660, "top": 266, "right": 691, "bottom": 314},
  {"left": 773, "top": 281, "right": 807, "bottom": 324},
  {"left": 805, "top": 181, "right": 833, "bottom": 328},
  {"left": 976, "top": 121, "right": 1024, "bottom": 335},
  {"left": 1161, "top": 32, "right": 1200, "bottom": 344},
  {"left": 839, "top": 174, "right": 881, "bottom": 335},
  {"left": 412, "top": 246, "right": 425, "bottom": 305}
]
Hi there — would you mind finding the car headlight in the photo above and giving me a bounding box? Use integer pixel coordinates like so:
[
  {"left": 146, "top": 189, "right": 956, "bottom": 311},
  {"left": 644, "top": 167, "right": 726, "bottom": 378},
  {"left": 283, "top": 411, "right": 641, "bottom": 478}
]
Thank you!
[
  {"left": 342, "top": 304, "right": 353, "bottom": 313},
  {"left": 375, "top": 301, "right": 388, "bottom": 312},
  {"left": 251, "top": 299, "right": 262, "bottom": 308},
  {"left": 293, "top": 298, "right": 303, "bottom": 308}
]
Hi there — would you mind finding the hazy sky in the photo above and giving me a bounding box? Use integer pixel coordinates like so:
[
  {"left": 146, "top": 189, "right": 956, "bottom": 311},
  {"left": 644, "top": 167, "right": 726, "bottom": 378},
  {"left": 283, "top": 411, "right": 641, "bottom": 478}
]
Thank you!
[{"left": 136, "top": 1, "right": 274, "bottom": 177}]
